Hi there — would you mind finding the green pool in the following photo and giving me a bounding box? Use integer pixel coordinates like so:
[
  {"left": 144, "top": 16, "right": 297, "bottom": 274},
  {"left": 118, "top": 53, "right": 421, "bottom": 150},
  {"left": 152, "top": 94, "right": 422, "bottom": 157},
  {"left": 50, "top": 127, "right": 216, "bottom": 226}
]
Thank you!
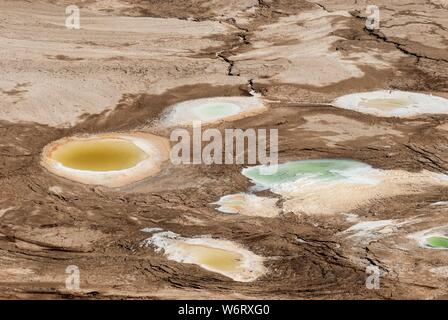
[
  {"left": 425, "top": 236, "right": 448, "bottom": 249},
  {"left": 194, "top": 102, "right": 241, "bottom": 121},
  {"left": 242, "top": 159, "right": 371, "bottom": 186}
]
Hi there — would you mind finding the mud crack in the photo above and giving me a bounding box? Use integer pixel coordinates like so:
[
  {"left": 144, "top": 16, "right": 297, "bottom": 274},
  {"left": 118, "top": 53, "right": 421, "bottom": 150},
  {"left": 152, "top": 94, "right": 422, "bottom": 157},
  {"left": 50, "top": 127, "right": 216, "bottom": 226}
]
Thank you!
[{"left": 350, "top": 10, "right": 448, "bottom": 64}]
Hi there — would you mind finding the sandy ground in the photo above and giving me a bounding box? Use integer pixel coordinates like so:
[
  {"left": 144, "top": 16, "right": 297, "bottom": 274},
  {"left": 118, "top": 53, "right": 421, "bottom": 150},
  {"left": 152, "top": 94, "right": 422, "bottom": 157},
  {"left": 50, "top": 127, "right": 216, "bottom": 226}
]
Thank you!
[{"left": 1, "top": 0, "right": 448, "bottom": 299}]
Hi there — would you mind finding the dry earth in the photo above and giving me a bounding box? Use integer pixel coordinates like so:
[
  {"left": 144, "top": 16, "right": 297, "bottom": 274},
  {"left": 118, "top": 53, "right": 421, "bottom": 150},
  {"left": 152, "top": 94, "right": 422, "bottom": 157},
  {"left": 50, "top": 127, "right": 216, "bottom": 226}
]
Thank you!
[{"left": 0, "top": 0, "right": 448, "bottom": 299}]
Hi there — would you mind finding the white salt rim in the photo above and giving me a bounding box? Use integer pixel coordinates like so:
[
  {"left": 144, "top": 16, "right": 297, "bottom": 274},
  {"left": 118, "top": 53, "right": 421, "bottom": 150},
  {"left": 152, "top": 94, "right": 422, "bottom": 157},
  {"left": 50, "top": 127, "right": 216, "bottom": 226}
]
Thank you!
[
  {"left": 418, "top": 233, "right": 448, "bottom": 249},
  {"left": 213, "top": 193, "right": 245, "bottom": 214},
  {"left": 213, "top": 193, "right": 280, "bottom": 217},
  {"left": 41, "top": 133, "right": 169, "bottom": 188},
  {"left": 142, "top": 231, "right": 266, "bottom": 282},
  {"left": 242, "top": 162, "right": 380, "bottom": 193},
  {"left": 160, "top": 96, "right": 266, "bottom": 126},
  {"left": 332, "top": 90, "right": 448, "bottom": 117},
  {"left": 408, "top": 226, "right": 448, "bottom": 249}
]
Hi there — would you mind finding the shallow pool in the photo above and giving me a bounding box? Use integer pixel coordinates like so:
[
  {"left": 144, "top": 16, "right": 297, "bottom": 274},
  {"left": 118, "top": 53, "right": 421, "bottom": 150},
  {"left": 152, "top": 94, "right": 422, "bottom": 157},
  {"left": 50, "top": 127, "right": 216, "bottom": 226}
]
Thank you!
[
  {"left": 51, "top": 138, "right": 146, "bottom": 171},
  {"left": 242, "top": 159, "right": 372, "bottom": 187},
  {"left": 193, "top": 102, "right": 242, "bottom": 122},
  {"left": 425, "top": 236, "right": 448, "bottom": 249}
]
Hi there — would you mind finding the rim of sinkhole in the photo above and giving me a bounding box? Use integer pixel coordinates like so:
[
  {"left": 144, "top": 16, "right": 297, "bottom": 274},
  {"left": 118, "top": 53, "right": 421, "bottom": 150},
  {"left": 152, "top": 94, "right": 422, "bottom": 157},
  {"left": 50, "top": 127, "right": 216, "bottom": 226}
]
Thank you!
[
  {"left": 242, "top": 158, "right": 377, "bottom": 189},
  {"left": 241, "top": 159, "right": 448, "bottom": 215},
  {"left": 408, "top": 226, "right": 448, "bottom": 250},
  {"left": 213, "top": 193, "right": 281, "bottom": 217},
  {"left": 41, "top": 132, "right": 170, "bottom": 188},
  {"left": 141, "top": 230, "right": 266, "bottom": 282},
  {"left": 159, "top": 96, "right": 267, "bottom": 126},
  {"left": 332, "top": 90, "right": 448, "bottom": 117}
]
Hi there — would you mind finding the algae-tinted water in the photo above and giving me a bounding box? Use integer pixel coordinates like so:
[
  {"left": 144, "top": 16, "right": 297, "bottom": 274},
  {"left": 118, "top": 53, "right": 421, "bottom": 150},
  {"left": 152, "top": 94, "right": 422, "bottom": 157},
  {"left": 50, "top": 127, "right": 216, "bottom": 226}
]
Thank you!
[
  {"left": 425, "top": 236, "right": 448, "bottom": 248},
  {"left": 215, "top": 194, "right": 246, "bottom": 214},
  {"left": 52, "top": 138, "right": 146, "bottom": 171},
  {"left": 177, "top": 242, "right": 242, "bottom": 272},
  {"left": 194, "top": 102, "right": 241, "bottom": 121},
  {"left": 359, "top": 97, "right": 412, "bottom": 111},
  {"left": 242, "top": 159, "right": 370, "bottom": 186}
]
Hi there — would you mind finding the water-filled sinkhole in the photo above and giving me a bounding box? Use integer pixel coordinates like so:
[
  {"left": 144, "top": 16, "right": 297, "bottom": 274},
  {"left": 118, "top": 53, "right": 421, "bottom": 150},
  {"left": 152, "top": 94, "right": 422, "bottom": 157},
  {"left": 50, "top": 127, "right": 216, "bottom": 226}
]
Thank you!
[
  {"left": 425, "top": 236, "right": 448, "bottom": 249},
  {"left": 408, "top": 227, "right": 448, "bottom": 250},
  {"left": 333, "top": 90, "right": 448, "bottom": 117},
  {"left": 213, "top": 193, "right": 280, "bottom": 217},
  {"left": 176, "top": 242, "right": 242, "bottom": 271},
  {"left": 242, "top": 159, "right": 373, "bottom": 187},
  {"left": 359, "top": 97, "right": 412, "bottom": 110},
  {"left": 51, "top": 138, "right": 147, "bottom": 171},
  {"left": 142, "top": 231, "right": 266, "bottom": 282},
  {"left": 240, "top": 158, "right": 448, "bottom": 215},
  {"left": 215, "top": 194, "right": 246, "bottom": 214},
  {"left": 160, "top": 96, "right": 266, "bottom": 126},
  {"left": 41, "top": 133, "right": 170, "bottom": 187}
]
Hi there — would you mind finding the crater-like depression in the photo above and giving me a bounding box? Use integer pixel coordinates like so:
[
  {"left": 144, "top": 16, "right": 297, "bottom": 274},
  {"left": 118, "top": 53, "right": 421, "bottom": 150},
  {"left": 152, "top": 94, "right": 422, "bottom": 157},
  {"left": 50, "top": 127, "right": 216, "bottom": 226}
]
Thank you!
[
  {"left": 332, "top": 90, "right": 448, "bottom": 117},
  {"left": 159, "top": 96, "right": 267, "bottom": 126},
  {"left": 242, "top": 159, "right": 448, "bottom": 215},
  {"left": 41, "top": 133, "right": 170, "bottom": 187},
  {"left": 141, "top": 231, "right": 266, "bottom": 282}
]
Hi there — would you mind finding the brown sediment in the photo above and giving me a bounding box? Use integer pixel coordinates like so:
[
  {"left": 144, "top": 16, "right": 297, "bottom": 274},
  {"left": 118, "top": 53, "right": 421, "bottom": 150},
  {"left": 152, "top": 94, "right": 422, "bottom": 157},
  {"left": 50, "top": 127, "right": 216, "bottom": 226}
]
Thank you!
[
  {"left": 142, "top": 231, "right": 267, "bottom": 282},
  {"left": 46, "top": 54, "right": 85, "bottom": 61}
]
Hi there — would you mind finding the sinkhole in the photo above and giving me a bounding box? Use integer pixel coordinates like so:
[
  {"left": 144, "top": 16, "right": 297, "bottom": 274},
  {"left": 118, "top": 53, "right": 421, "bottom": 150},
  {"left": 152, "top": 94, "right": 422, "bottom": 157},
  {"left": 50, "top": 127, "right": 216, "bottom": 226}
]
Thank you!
[
  {"left": 358, "top": 97, "right": 412, "bottom": 110},
  {"left": 215, "top": 193, "right": 246, "bottom": 214},
  {"left": 41, "top": 133, "right": 170, "bottom": 187},
  {"left": 160, "top": 96, "right": 266, "bottom": 126},
  {"left": 333, "top": 90, "right": 448, "bottom": 117},
  {"left": 176, "top": 242, "right": 243, "bottom": 272},
  {"left": 142, "top": 231, "right": 266, "bottom": 282},
  {"left": 242, "top": 159, "right": 372, "bottom": 187},
  {"left": 193, "top": 101, "right": 242, "bottom": 121},
  {"left": 425, "top": 236, "right": 448, "bottom": 249},
  {"left": 51, "top": 138, "right": 146, "bottom": 172}
]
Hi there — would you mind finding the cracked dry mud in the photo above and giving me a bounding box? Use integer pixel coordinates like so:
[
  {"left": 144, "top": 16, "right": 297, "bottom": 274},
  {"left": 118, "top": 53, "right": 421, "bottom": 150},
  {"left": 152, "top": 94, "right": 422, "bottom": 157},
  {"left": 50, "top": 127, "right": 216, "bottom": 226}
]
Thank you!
[{"left": 1, "top": 0, "right": 448, "bottom": 299}]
